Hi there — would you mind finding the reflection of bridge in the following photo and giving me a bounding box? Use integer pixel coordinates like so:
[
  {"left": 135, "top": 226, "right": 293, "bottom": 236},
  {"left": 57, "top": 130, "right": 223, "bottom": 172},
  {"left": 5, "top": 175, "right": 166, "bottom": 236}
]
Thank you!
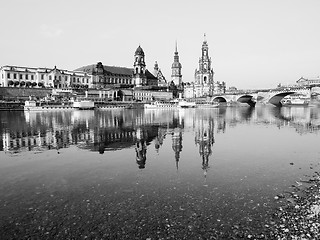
[{"left": 211, "top": 85, "right": 316, "bottom": 106}]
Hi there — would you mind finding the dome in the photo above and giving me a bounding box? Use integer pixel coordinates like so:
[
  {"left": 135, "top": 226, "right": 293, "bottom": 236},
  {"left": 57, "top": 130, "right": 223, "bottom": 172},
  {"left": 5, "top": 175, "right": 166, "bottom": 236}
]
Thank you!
[{"left": 135, "top": 45, "right": 144, "bottom": 56}]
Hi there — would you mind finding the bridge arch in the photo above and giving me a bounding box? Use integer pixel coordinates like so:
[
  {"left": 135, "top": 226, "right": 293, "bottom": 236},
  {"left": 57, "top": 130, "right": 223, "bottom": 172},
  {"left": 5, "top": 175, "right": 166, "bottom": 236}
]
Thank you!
[
  {"left": 269, "top": 92, "right": 295, "bottom": 106},
  {"left": 212, "top": 96, "right": 227, "bottom": 103},
  {"left": 236, "top": 95, "right": 256, "bottom": 107}
]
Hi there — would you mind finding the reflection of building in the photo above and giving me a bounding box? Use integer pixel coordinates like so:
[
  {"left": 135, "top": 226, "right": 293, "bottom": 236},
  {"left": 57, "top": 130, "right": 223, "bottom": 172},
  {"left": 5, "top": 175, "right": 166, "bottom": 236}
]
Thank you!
[
  {"left": 194, "top": 114, "right": 215, "bottom": 179},
  {"left": 154, "top": 128, "right": 167, "bottom": 153},
  {"left": 135, "top": 128, "right": 147, "bottom": 169},
  {"left": 172, "top": 128, "right": 183, "bottom": 170}
]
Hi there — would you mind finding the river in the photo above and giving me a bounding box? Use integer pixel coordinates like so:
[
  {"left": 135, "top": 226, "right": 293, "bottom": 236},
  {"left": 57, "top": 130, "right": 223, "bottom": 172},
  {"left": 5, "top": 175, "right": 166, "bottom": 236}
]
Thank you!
[{"left": 0, "top": 105, "right": 319, "bottom": 239}]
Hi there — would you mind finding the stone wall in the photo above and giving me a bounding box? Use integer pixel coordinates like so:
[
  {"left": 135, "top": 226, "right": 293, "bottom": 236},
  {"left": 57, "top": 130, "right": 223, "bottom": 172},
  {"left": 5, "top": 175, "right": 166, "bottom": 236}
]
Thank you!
[{"left": 0, "top": 87, "right": 52, "bottom": 100}]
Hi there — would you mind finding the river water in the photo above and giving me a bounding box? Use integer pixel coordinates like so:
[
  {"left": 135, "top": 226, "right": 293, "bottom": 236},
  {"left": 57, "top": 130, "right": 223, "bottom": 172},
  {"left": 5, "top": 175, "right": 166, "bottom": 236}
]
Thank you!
[{"left": 0, "top": 105, "right": 320, "bottom": 239}]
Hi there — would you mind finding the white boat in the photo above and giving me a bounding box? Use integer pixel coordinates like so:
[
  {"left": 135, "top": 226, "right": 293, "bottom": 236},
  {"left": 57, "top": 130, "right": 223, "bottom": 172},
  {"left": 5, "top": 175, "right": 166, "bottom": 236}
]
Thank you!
[
  {"left": 72, "top": 100, "right": 95, "bottom": 110},
  {"left": 281, "top": 94, "right": 310, "bottom": 106},
  {"left": 144, "top": 101, "right": 178, "bottom": 109},
  {"left": 196, "top": 101, "right": 219, "bottom": 108},
  {"left": 24, "top": 100, "right": 73, "bottom": 111},
  {"left": 177, "top": 100, "right": 196, "bottom": 108}
]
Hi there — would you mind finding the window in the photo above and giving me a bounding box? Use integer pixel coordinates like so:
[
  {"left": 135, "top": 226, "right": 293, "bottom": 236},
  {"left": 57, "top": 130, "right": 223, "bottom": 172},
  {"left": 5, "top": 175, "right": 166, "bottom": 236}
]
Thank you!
[
  {"left": 7, "top": 73, "right": 10, "bottom": 79},
  {"left": 19, "top": 74, "right": 23, "bottom": 80},
  {"left": 13, "top": 73, "right": 17, "bottom": 79},
  {"left": 49, "top": 76, "right": 52, "bottom": 80},
  {"left": 26, "top": 74, "right": 28, "bottom": 80},
  {"left": 31, "top": 75, "right": 34, "bottom": 80},
  {"left": 41, "top": 74, "right": 44, "bottom": 80}
]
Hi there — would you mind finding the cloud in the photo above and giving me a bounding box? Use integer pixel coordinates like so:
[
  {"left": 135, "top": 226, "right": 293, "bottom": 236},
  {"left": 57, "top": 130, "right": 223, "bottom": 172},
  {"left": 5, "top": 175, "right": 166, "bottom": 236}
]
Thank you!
[{"left": 40, "top": 24, "right": 63, "bottom": 38}]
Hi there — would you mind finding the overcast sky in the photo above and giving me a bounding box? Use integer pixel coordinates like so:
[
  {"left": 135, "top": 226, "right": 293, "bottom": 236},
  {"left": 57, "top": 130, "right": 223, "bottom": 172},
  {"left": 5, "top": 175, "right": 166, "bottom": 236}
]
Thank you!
[{"left": 0, "top": 0, "right": 319, "bottom": 89}]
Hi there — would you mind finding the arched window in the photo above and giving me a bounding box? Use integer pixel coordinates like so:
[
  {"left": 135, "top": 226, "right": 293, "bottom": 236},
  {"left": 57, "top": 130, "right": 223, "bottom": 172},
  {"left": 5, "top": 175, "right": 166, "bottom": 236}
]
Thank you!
[{"left": 204, "top": 76, "right": 207, "bottom": 83}]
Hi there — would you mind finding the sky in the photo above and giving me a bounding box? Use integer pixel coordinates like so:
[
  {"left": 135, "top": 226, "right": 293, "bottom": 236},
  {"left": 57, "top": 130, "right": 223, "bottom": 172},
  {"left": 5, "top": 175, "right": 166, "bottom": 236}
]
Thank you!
[{"left": 0, "top": 0, "right": 319, "bottom": 90}]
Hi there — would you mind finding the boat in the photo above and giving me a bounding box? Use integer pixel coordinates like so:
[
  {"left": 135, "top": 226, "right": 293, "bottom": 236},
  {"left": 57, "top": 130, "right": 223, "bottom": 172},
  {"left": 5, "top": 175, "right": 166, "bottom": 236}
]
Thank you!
[
  {"left": 72, "top": 100, "right": 95, "bottom": 110},
  {"left": 24, "top": 100, "right": 74, "bottom": 111},
  {"left": 96, "top": 103, "right": 132, "bottom": 110},
  {"left": 177, "top": 100, "right": 196, "bottom": 108},
  {"left": 144, "top": 101, "right": 178, "bottom": 109},
  {"left": 281, "top": 94, "right": 310, "bottom": 106},
  {"left": 196, "top": 101, "right": 219, "bottom": 108}
]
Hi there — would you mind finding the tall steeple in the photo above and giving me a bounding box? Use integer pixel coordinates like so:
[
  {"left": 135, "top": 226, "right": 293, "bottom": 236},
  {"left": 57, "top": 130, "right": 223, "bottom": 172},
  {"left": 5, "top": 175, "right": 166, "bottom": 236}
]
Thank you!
[{"left": 171, "top": 41, "right": 182, "bottom": 86}]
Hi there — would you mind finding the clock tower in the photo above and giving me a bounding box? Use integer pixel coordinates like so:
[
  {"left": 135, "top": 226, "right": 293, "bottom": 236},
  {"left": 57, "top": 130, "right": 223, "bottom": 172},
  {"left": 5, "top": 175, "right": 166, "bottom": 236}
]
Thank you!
[{"left": 171, "top": 42, "right": 182, "bottom": 86}]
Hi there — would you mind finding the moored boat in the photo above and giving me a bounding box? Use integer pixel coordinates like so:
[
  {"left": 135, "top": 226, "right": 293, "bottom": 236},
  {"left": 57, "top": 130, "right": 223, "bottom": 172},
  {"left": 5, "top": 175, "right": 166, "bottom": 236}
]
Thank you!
[
  {"left": 281, "top": 94, "right": 310, "bottom": 106},
  {"left": 24, "top": 100, "right": 73, "bottom": 111},
  {"left": 196, "top": 101, "right": 219, "bottom": 108},
  {"left": 144, "top": 101, "right": 178, "bottom": 109},
  {"left": 177, "top": 100, "right": 196, "bottom": 108},
  {"left": 72, "top": 100, "right": 95, "bottom": 110}
]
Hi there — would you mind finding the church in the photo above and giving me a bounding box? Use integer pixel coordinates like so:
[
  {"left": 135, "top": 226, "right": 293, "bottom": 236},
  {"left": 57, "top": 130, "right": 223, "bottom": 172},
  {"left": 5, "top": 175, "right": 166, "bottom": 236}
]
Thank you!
[{"left": 184, "top": 35, "right": 226, "bottom": 99}]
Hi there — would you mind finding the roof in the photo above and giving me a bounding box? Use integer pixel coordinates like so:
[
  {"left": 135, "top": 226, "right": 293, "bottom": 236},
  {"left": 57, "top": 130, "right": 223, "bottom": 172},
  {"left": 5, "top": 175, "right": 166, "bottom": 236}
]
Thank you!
[
  {"left": 75, "top": 63, "right": 158, "bottom": 80},
  {"left": 145, "top": 70, "right": 157, "bottom": 80},
  {"left": 75, "top": 64, "right": 133, "bottom": 76},
  {"left": 135, "top": 45, "right": 144, "bottom": 56}
]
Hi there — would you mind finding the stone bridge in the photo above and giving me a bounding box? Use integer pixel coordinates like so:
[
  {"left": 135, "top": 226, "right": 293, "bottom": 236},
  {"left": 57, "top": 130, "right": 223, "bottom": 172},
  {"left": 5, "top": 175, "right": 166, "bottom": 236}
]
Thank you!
[
  {"left": 211, "top": 93, "right": 258, "bottom": 107},
  {"left": 211, "top": 86, "right": 317, "bottom": 107}
]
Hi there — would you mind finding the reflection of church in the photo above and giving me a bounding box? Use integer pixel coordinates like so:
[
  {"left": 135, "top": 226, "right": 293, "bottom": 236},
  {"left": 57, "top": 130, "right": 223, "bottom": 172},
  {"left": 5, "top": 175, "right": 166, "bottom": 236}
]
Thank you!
[
  {"left": 194, "top": 116, "right": 215, "bottom": 178},
  {"left": 135, "top": 128, "right": 148, "bottom": 169},
  {"left": 172, "top": 128, "right": 183, "bottom": 170}
]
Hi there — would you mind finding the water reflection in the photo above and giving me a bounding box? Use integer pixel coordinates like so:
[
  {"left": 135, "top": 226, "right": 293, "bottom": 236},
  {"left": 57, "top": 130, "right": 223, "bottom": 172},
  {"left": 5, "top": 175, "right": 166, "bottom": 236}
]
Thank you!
[{"left": 1, "top": 106, "right": 320, "bottom": 165}]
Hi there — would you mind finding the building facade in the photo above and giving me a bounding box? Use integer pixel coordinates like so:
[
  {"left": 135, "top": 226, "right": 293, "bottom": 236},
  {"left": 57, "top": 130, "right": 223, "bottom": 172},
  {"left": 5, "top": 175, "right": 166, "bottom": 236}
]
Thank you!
[
  {"left": 0, "top": 65, "right": 91, "bottom": 89},
  {"left": 0, "top": 45, "right": 172, "bottom": 101},
  {"left": 296, "top": 77, "right": 320, "bottom": 86}
]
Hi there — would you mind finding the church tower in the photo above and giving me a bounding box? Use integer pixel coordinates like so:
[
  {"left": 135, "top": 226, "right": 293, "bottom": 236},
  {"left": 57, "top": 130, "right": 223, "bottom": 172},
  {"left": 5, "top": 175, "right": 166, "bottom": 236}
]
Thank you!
[
  {"left": 133, "top": 45, "right": 147, "bottom": 87},
  {"left": 194, "top": 34, "right": 215, "bottom": 97},
  {"left": 171, "top": 42, "right": 182, "bottom": 86}
]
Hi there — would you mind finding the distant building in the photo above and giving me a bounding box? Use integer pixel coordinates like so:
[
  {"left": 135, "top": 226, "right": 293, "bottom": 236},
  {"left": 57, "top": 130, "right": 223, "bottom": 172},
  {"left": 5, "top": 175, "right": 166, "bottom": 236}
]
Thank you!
[
  {"left": 0, "top": 65, "right": 91, "bottom": 89},
  {"left": 296, "top": 77, "right": 320, "bottom": 86},
  {"left": 153, "top": 61, "right": 167, "bottom": 87},
  {"left": 75, "top": 62, "right": 133, "bottom": 89},
  {"left": 0, "top": 45, "right": 172, "bottom": 101}
]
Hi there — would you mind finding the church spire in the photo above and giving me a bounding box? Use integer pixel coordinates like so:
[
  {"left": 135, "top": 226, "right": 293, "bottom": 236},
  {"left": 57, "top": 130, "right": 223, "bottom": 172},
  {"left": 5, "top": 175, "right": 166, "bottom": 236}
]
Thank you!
[{"left": 171, "top": 41, "right": 182, "bottom": 86}]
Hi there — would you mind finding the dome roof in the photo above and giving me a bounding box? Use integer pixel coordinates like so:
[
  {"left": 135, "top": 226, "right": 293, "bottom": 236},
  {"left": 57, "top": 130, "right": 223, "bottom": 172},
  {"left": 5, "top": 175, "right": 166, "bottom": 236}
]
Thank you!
[{"left": 135, "top": 45, "right": 144, "bottom": 56}]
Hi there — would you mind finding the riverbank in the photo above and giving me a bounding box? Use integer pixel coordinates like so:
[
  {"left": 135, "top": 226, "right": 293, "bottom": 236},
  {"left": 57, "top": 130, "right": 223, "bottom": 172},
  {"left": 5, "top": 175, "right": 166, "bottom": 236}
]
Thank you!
[{"left": 239, "top": 169, "right": 320, "bottom": 239}]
